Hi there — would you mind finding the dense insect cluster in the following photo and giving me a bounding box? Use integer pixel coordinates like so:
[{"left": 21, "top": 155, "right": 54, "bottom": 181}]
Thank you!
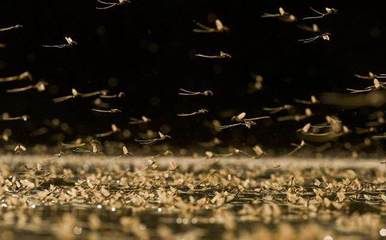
[{"left": 0, "top": 156, "right": 385, "bottom": 239}]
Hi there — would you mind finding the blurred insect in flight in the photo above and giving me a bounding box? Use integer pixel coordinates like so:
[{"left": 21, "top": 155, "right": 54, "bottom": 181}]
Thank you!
[
  {"left": 0, "top": 24, "right": 23, "bottom": 32},
  {"left": 100, "top": 91, "right": 125, "bottom": 99},
  {"left": 91, "top": 108, "right": 122, "bottom": 114},
  {"left": 0, "top": 71, "right": 32, "bottom": 83},
  {"left": 6, "top": 81, "right": 47, "bottom": 93},
  {"left": 303, "top": 7, "right": 338, "bottom": 20},
  {"left": 297, "top": 23, "right": 320, "bottom": 33},
  {"left": 96, "top": 0, "right": 130, "bottom": 10},
  {"left": 178, "top": 88, "right": 214, "bottom": 96},
  {"left": 261, "top": 7, "right": 296, "bottom": 22},
  {"left": 298, "top": 32, "right": 331, "bottom": 43},
  {"left": 129, "top": 116, "right": 151, "bottom": 125},
  {"left": 0, "top": 113, "right": 29, "bottom": 122},
  {"left": 354, "top": 72, "right": 386, "bottom": 80},
  {"left": 96, "top": 124, "right": 120, "bottom": 138},
  {"left": 263, "top": 104, "right": 294, "bottom": 114},
  {"left": 193, "top": 18, "right": 229, "bottom": 33},
  {"left": 195, "top": 51, "right": 231, "bottom": 59},
  {"left": 220, "top": 112, "right": 270, "bottom": 130},
  {"left": 177, "top": 108, "right": 208, "bottom": 117},
  {"left": 135, "top": 131, "right": 171, "bottom": 144},
  {"left": 294, "top": 95, "right": 319, "bottom": 105},
  {"left": 42, "top": 36, "right": 77, "bottom": 48}
]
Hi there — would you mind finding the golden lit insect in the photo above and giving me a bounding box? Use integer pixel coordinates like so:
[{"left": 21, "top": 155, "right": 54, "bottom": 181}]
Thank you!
[
  {"left": 95, "top": 124, "right": 120, "bottom": 138},
  {"left": 135, "top": 131, "right": 171, "bottom": 145},
  {"left": 42, "top": 36, "right": 77, "bottom": 48},
  {"left": 354, "top": 72, "right": 386, "bottom": 80},
  {"left": 346, "top": 79, "right": 386, "bottom": 93},
  {"left": 0, "top": 24, "right": 23, "bottom": 32},
  {"left": 100, "top": 91, "right": 125, "bottom": 99},
  {"left": 14, "top": 144, "right": 27, "bottom": 153},
  {"left": 220, "top": 112, "right": 270, "bottom": 130},
  {"left": 178, "top": 88, "right": 214, "bottom": 96},
  {"left": 298, "top": 32, "right": 331, "bottom": 43},
  {"left": 195, "top": 51, "right": 231, "bottom": 59},
  {"left": 193, "top": 18, "right": 230, "bottom": 33},
  {"left": 261, "top": 7, "right": 297, "bottom": 22},
  {"left": 294, "top": 95, "right": 319, "bottom": 105},
  {"left": 277, "top": 108, "right": 313, "bottom": 122},
  {"left": 96, "top": 0, "right": 130, "bottom": 10},
  {"left": 0, "top": 71, "right": 32, "bottom": 83},
  {"left": 53, "top": 89, "right": 107, "bottom": 103},
  {"left": 0, "top": 113, "right": 29, "bottom": 122},
  {"left": 6, "top": 81, "right": 47, "bottom": 93},
  {"left": 129, "top": 116, "right": 151, "bottom": 125},
  {"left": 303, "top": 7, "right": 338, "bottom": 20},
  {"left": 297, "top": 23, "right": 320, "bottom": 33},
  {"left": 177, "top": 108, "right": 208, "bottom": 117}
]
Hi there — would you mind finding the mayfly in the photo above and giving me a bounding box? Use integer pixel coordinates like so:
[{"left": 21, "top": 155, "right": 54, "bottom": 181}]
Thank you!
[
  {"left": 287, "top": 140, "right": 306, "bottom": 156},
  {"left": 297, "top": 23, "right": 320, "bottom": 32},
  {"left": 91, "top": 108, "right": 122, "bottom": 114},
  {"left": 53, "top": 89, "right": 106, "bottom": 103},
  {"left": 135, "top": 131, "right": 171, "bottom": 144},
  {"left": 6, "top": 81, "right": 47, "bottom": 93},
  {"left": 261, "top": 7, "right": 297, "bottom": 22},
  {"left": 298, "top": 32, "right": 331, "bottom": 44},
  {"left": 42, "top": 36, "right": 77, "bottom": 48},
  {"left": 346, "top": 79, "right": 386, "bottom": 93},
  {"left": 303, "top": 7, "right": 338, "bottom": 20},
  {"left": 195, "top": 51, "right": 231, "bottom": 59},
  {"left": 0, "top": 24, "right": 23, "bottom": 32},
  {"left": 354, "top": 72, "right": 386, "bottom": 80},
  {"left": 178, "top": 88, "right": 214, "bottom": 96},
  {"left": 220, "top": 112, "right": 270, "bottom": 130},
  {"left": 263, "top": 104, "right": 294, "bottom": 114},
  {"left": 277, "top": 108, "right": 313, "bottom": 122},
  {"left": 193, "top": 18, "right": 230, "bottom": 33},
  {"left": 100, "top": 91, "right": 125, "bottom": 99},
  {"left": 95, "top": 124, "right": 120, "bottom": 138},
  {"left": 0, "top": 113, "right": 29, "bottom": 122},
  {"left": 129, "top": 116, "right": 151, "bottom": 125},
  {"left": 96, "top": 0, "right": 130, "bottom": 10},
  {"left": 0, "top": 71, "right": 32, "bottom": 83},
  {"left": 294, "top": 95, "right": 319, "bottom": 105},
  {"left": 177, "top": 108, "right": 208, "bottom": 117}
]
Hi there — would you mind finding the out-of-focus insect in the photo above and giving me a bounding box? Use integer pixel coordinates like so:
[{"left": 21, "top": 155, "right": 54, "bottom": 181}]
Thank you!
[
  {"left": 177, "top": 108, "right": 208, "bottom": 117},
  {"left": 178, "top": 88, "right": 214, "bottom": 96},
  {"left": 0, "top": 71, "right": 32, "bottom": 83},
  {"left": 100, "top": 91, "right": 125, "bottom": 99},
  {"left": 298, "top": 32, "right": 331, "bottom": 43},
  {"left": 193, "top": 18, "right": 230, "bottom": 33},
  {"left": 42, "top": 36, "right": 77, "bottom": 48},
  {"left": 129, "top": 116, "right": 151, "bottom": 125},
  {"left": 303, "top": 7, "right": 338, "bottom": 20},
  {"left": 0, "top": 113, "right": 29, "bottom": 122},
  {"left": 135, "top": 131, "right": 171, "bottom": 145},
  {"left": 6, "top": 81, "right": 47, "bottom": 93},
  {"left": 14, "top": 144, "right": 27, "bottom": 153},
  {"left": 96, "top": 0, "right": 130, "bottom": 10},
  {"left": 91, "top": 108, "right": 122, "bottom": 114},
  {"left": 261, "top": 7, "right": 296, "bottom": 22},
  {"left": 53, "top": 89, "right": 106, "bottom": 103},
  {"left": 263, "top": 104, "right": 294, "bottom": 114},
  {"left": 0, "top": 43, "right": 5, "bottom": 48},
  {"left": 297, "top": 23, "right": 320, "bottom": 32},
  {"left": 252, "top": 145, "right": 265, "bottom": 158},
  {"left": 195, "top": 51, "right": 231, "bottom": 59},
  {"left": 294, "top": 95, "right": 319, "bottom": 105},
  {"left": 0, "top": 24, "right": 23, "bottom": 32},
  {"left": 347, "top": 79, "right": 386, "bottom": 93},
  {"left": 277, "top": 108, "right": 313, "bottom": 122},
  {"left": 354, "top": 72, "right": 386, "bottom": 80},
  {"left": 220, "top": 112, "right": 270, "bottom": 130},
  {"left": 287, "top": 140, "right": 305, "bottom": 156},
  {"left": 96, "top": 124, "right": 120, "bottom": 138}
]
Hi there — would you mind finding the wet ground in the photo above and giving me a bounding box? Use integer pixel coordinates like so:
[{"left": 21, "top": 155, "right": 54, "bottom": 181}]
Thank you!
[{"left": 0, "top": 156, "right": 385, "bottom": 240}]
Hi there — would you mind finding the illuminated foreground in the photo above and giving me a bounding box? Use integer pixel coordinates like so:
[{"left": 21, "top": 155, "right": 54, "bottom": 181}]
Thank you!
[{"left": 0, "top": 156, "right": 385, "bottom": 239}]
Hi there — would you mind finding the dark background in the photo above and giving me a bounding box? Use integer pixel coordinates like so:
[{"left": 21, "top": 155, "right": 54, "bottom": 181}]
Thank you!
[{"left": 0, "top": 0, "right": 385, "bottom": 155}]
